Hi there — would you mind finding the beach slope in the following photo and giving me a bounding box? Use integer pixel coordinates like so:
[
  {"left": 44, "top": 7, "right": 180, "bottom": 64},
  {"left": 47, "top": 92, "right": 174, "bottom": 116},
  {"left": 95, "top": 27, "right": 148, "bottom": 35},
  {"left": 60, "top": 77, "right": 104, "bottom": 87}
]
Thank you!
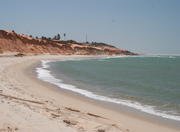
[{"left": 0, "top": 55, "right": 179, "bottom": 132}]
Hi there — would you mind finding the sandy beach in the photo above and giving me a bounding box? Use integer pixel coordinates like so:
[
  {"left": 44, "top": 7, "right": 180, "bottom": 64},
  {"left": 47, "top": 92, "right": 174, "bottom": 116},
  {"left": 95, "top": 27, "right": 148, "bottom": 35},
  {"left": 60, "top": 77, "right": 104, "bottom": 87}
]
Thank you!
[{"left": 0, "top": 54, "right": 179, "bottom": 132}]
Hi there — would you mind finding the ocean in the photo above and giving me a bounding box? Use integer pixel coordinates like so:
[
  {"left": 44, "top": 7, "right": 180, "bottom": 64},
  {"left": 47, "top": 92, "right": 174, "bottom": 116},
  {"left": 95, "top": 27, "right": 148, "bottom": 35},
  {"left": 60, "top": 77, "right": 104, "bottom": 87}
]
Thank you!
[{"left": 36, "top": 55, "right": 180, "bottom": 122}]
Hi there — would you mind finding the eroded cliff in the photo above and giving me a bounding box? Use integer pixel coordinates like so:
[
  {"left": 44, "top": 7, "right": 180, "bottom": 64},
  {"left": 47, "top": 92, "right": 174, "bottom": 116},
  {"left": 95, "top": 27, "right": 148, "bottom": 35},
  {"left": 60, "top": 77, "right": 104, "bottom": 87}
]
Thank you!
[{"left": 0, "top": 30, "right": 135, "bottom": 55}]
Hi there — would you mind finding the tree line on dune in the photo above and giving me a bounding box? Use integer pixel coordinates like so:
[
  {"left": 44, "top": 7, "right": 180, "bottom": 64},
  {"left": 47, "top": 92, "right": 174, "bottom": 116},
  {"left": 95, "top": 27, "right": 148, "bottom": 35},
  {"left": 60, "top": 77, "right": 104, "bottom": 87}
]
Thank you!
[
  {"left": 10, "top": 30, "right": 119, "bottom": 48},
  {"left": 29, "top": 33, "right": 66, "bottom": 41}
]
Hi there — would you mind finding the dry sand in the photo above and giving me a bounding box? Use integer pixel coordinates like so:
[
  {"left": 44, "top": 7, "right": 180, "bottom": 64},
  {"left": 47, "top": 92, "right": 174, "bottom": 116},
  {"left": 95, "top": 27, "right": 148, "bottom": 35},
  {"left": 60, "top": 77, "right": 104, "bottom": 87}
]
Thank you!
[{"left": 0, "top": 54, "right": 179, "bottom": 132}]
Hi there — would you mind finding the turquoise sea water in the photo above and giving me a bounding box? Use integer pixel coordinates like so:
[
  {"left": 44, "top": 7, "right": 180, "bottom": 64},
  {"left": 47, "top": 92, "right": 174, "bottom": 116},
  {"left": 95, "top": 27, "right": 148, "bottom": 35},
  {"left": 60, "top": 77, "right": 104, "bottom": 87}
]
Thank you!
[{"left": 36, "top": 56, "right": 180, "bottom": 121}]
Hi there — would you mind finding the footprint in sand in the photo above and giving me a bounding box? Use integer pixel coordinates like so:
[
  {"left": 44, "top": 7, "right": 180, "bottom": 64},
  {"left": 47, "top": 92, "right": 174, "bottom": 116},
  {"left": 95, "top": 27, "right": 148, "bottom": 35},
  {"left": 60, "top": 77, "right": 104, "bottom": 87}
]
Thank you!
[{"left": 0, "top": 124, "right": 18, "bottom": 132}]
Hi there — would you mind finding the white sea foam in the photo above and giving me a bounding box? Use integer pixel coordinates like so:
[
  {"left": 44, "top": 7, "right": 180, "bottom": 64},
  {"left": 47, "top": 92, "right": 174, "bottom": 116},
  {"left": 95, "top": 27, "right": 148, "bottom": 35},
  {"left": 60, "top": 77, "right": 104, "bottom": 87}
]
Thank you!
[
  {"left": 100, "top": 55, "right": 178, "bottom": 60},
  {"left": 36, "top": 60, "right": 180, "bottom": 121},
  {"left": 168, "top": 56, "right": 176, "bottom": 58}
]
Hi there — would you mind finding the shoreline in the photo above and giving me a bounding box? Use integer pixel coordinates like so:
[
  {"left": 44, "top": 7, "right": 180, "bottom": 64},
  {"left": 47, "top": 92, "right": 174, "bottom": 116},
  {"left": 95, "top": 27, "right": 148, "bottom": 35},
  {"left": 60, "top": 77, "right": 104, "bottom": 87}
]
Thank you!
[
  {"left": 0, "top": 55, "right": 179, "bottom": 132},
  {"left": 36, "top": 58, "right": 180, "bottom": 126}
]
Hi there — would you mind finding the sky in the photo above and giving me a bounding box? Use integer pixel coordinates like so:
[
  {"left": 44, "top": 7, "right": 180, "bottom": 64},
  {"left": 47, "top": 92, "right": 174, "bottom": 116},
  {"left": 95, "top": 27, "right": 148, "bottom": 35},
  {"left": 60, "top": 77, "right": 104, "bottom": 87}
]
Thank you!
[{"left": 0, "top": 0, "right": 180, "bottom": 54}]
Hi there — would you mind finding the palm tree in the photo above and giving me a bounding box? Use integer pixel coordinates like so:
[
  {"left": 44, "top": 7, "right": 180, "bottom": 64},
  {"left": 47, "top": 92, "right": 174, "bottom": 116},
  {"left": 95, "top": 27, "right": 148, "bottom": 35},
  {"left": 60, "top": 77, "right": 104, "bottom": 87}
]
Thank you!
[
  {"left": 57, "top": 34, "right": 61, "bottom": 40},
  {"left": 63, "top": 33, "right": 66, "bottom": 40}
]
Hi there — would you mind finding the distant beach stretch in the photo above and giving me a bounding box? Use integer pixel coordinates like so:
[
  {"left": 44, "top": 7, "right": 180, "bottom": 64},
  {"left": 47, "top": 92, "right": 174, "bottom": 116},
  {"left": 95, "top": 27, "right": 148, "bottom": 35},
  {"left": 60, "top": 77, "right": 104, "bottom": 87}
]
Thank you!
[
  {"left": 0, "top": 54, "right": 179, "bottom": 132},
  {"left": 1, "top": 0, "right": 180, "bottom": 131}
]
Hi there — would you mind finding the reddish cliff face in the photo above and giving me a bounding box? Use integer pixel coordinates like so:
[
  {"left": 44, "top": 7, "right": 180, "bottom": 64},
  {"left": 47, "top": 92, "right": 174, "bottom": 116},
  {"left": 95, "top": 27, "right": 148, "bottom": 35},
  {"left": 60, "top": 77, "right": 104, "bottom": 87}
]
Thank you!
[{"left": 0, "top": 30, "right": 134, "bottom": 55}]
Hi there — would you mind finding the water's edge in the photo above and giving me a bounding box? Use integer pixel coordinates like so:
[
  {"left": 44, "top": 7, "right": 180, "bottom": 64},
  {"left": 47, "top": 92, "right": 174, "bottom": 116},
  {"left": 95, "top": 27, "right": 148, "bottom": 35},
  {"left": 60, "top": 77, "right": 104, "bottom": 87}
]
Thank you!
[{"left": 35, "top": 57, "right": 180, "bottom": 123}]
